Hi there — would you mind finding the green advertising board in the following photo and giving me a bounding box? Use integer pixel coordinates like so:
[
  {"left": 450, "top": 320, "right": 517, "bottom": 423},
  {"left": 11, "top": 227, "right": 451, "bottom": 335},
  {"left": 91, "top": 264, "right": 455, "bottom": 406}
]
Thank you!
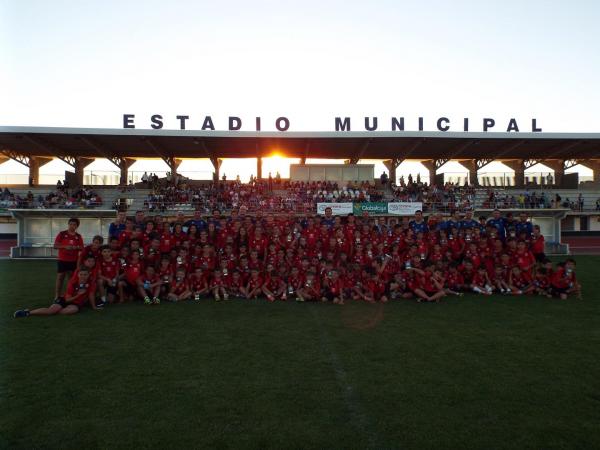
[{"left": 352, "top": 202, "right": 389, "bottom": 215}]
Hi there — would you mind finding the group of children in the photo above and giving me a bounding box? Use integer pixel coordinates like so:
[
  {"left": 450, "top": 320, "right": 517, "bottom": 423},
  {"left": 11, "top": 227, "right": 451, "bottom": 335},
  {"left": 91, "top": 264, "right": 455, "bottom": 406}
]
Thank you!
[{"left": 13, "top": 209, "right": 582, "bottom": 318}]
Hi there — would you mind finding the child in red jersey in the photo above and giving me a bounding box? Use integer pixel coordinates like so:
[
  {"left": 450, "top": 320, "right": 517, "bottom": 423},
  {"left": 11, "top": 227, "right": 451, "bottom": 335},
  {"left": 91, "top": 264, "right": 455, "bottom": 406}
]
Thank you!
[
  {"left": 262, "top": 272, "right": 287, "bottom": 302},
  {"left": 210, "top": 269, "right": 229, "bottom": 301},
  {"left": 508, "top": 266, "right": 534, "bottom": 295},
  {"left": 321, "top": 269, "right": 345, "bottom": 304},
  {"left": 472, "top": 266, "right": 493, "bottom": 296},
  {"left": 245, "top": 269, "right": 264, "bottom": 299},
  {"left": 157, "top": 256, "right": 174, "bottom": 297},
  {"left": 533, "top": 267, "right": 551, "bottom": 297},
  {"left": 167, "top": 268, "right": 192, "bottom": 302},
  {"left": 287, "top": 266, "right": 304, "bottom": 300},
  {"left": 407, "top": 266, "right": 446, "bottom": 303},
  {"left": 53, "top": 218, "right": 84, "bottom": 299},
  {"left": 189, "top": 267, "right": 209, "bottom": 301},
  {"left": 97, "top": 245, "right": 120, "bottom": 304},
  {"left": 350, "top": 268, "right": 370, "bottom": 301},
  {"left": 144, "top": 237, "right": 162, "bottom": 268},
  {"left": 14, "top": 268, "right": 97, "bottom": 318},
  {"left": 227, "top": 271, "right": 245, "bottom": 298},
  {"left": 491, "top": 265, "right": 511, "bottom": 294},
  {"left": 388, "top": 272, "right": 413, "bottom": 300},
  {"left": 137, "top": 266, "right": 162, "bottom": 304},
  {"left": 530, "top": 225, "right": 546, "bottom": 262},
  {"left": 118, "top": 249, "right": 144, "bottom": 302},
  {"left": 366, "top": 271, "right": 388, "bottom": 303},
  {"left": 433, "top": 268, "right": 462, "bottom": 297},
  {"left": 77, "top": 235, "right": 103, "bottom": 266},
  {"left": 445, "top": 264, "right": 465, "bottom": 294},
  {"left": 550, "top": 259, "right": 581, "bottom": 299},
  {"left": 296, "top": 271, "right": 321, "bottom": 302}
]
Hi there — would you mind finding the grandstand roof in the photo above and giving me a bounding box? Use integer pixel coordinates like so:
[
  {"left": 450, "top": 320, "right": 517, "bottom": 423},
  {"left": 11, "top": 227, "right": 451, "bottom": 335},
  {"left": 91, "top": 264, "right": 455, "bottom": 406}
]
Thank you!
[{"left": 1, "top": 126, "right": 599, "bottom": 161}]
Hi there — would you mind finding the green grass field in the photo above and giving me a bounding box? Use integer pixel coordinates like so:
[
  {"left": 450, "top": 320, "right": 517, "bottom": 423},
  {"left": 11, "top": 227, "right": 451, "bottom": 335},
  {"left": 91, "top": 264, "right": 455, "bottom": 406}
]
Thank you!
[{"left": 2, "top": 258, "right": 600, "bottom": 450}]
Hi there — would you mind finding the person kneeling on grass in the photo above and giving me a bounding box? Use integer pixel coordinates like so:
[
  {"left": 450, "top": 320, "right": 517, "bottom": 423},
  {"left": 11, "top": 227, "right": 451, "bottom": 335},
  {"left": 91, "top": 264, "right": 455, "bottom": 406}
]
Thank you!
[
  {"left": 137, "top": 266, "right": 162, "bottom": 305},
  {"left": 14, "top": 268, "right": 98, "bottom": 318},
  {"left": 167, "top": 268, "right": 192, "bottom": 302}
]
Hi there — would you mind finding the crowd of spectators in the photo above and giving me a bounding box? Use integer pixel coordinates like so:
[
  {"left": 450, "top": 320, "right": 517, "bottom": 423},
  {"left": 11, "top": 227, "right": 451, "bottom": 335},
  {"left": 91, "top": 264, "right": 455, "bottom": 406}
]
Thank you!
[
  {"left": 143, "top": 179, "right": 386, "bottom": 213},
  {"left": 390, "top": 179, "right": 475, "bottom": 212},
  {"left": 0, "top": 186, "right": 103, "bottom": 209}
]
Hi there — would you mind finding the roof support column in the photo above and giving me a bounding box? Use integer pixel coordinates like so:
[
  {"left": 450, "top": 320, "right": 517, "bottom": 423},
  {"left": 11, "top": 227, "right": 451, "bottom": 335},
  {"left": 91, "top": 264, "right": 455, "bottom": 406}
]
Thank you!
[
  {"left": 29, "top": 157, "right": 53, "bottom": 186},
  {"left": 504, "top": 160, "right": 525, "bottom": 187},
  {"left": 256, "top": 157, "right": 263, "bottom": 180},
  {"left": 74, "top": 157, "right": 94, "bottom": 187},
  {"left": 544, "top": 159, "right": 565, "bottom": 187},
  {"left": 383, "top": 158, "right": 401, "bottom": 185},
  {"left": 460, "top": 160, "right": 480, "bottom": 186},
  {"left": 119, "top": 158, "right": 136, "bottom": 185},
  {"left": 211, "top": 157, "right": 222, "bottom": 182},
  {"left": 421, "top": 160, "right": 438, "bottom": 187},
  {"left": 583, "top": 160, "right": 600, "bottom": 183}
]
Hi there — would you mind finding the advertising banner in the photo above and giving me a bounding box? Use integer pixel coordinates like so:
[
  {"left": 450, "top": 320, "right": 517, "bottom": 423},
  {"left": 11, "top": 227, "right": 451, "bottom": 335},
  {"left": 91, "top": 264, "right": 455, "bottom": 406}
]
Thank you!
[
  {"left": 316, "top": 202, "right": 354, "bottom": 215},
  {"left": 387, "top": 202, "right": 423, "bottom": 215},
  {"left": 353, "top": 202, "right": 389, "bottom": 215}
]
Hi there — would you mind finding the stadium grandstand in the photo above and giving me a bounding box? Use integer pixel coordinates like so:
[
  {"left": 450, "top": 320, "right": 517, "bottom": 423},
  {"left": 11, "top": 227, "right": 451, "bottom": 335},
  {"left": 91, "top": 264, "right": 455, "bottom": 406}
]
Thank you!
[{"left": 1, "top": 126, "right": 600, "bottom": 257}]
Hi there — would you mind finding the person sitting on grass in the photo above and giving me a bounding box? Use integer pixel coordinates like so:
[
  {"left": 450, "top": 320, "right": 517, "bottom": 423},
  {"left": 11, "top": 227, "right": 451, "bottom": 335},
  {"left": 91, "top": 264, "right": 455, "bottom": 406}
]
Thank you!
[
  {"left": 550, "top": 259, "right": 581, "bottom": 300},
  {"left": 210, "top": 269, "right": 229, "bottom": 301},
  {"left": 227, "top": 270, "right": 245, "bottom": 299},
  {"left": 137, "top": 265, "right": 162, "bottom": 305},
  {"left": 490, "top": 265, "right": 511, "bottom": 295},
  {"left": 533, "top": 267, "right": 551, "bottom": 298},
  {"left": 472, "top": 266, "right": 493, "bottom": 296},
  {"left": 245, "top": 269, "right": 263, "bottom": 300},
  {"left": 189, "top": 267, "right": 209, "bottom": 301},
  {"left": 117, "top": 249, "right": 143, "bottom": 303},
  {"left": 167, "top": 268, "right": 192, "bottom": 302},
  {"left": 407, "top": 266, "right": 446, "bottom": 303},
  {"left": 262, "top": 271, "right": 287, "bottom": 302},
  {"left": 508, "top": 266, "right": 534, "bottom": 295},
  {"left": 321, "top": 269, "right": 345, "bottom": 304},
  {"left": 14, "top": 268, "right": 98, "bottom": 318},
  {"left": 388, "top": 272, "right": 413, "bottom": 300},
  {"left": 296, "top": 271, "right": 321, "bottom": 302},
  {"left": 433, "top": 269, "right": 462, "bottom": 297}
]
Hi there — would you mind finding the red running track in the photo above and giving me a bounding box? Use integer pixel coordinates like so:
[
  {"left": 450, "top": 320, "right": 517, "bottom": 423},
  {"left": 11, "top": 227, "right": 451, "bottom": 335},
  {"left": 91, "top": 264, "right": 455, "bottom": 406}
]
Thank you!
[
  {"left": 0, "top": 239, "right": 16, "bottom": 257},
  {"left": 562, "top": 236, "right": 600, "bottom": 255}
]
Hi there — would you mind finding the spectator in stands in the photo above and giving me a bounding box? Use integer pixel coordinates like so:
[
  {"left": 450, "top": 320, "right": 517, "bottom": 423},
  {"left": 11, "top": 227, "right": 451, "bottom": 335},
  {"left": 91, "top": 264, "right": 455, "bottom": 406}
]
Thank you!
[{"left": 380, "top": 171, "right": 388, "bottom": 186}]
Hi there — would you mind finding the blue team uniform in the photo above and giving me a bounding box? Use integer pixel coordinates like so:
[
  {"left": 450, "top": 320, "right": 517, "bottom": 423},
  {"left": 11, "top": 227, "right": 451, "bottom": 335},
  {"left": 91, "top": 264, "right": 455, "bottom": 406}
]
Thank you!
[
  {"left": 460, "top": 219, "right": 479, "bottom": 229},
  {"left": 515, "top": 221, "right": 533, "bottom": 237},
  {"left": 487, "top": 218, "right": 506, "bottom": 239},
  {"left": 409, "top": 220, "right": 429, "bottom": 233}
]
